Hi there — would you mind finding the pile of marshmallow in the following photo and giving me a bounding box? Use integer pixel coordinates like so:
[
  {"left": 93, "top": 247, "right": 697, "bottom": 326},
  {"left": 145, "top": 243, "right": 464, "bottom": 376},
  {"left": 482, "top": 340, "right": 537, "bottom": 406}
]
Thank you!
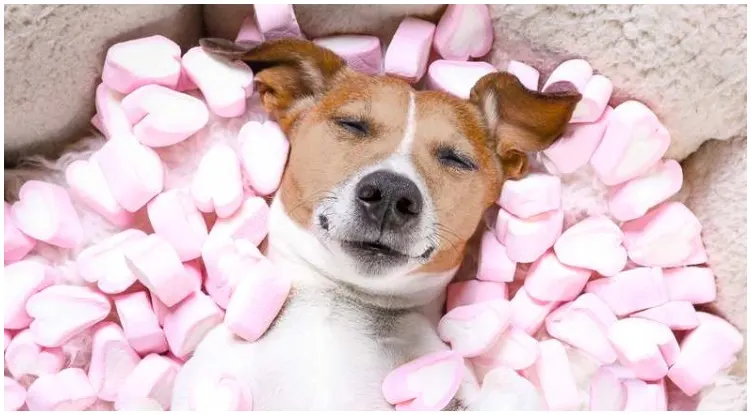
[{"left": 3, "top": 4, "right": 743, "bottom": 412}]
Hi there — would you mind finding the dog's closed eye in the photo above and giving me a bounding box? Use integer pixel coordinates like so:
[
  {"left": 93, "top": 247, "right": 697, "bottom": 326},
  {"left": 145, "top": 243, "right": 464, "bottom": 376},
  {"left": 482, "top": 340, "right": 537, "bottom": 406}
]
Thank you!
[
  {"left": 333, "top": 117, "right": 370, "bottom": 136},
  {"left": 436, "top": 146, "right": 477, "bottom": 171}
]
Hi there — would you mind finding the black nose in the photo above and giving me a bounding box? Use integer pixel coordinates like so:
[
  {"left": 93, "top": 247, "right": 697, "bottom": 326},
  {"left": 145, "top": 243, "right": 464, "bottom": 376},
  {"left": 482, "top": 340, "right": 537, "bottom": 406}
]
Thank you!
[{"left": 355, "top": 170, "right": 423, "bottom": 230}]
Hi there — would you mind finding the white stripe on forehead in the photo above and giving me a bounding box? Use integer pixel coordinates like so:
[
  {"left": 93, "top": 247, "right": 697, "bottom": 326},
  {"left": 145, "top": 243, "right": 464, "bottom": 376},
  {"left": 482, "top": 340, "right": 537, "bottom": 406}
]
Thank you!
[{"left": 396, "top": 92, "right": 417, "bottom": 155}]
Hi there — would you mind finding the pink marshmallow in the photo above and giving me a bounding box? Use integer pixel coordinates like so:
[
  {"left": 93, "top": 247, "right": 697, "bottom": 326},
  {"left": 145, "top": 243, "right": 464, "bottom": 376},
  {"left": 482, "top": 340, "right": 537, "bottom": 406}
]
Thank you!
[
  {"left": 4, "top": 202, "right": 36, "bottom": 264},
  {"left": 11, "top": 180, "right": 83, "bottom": 249},
  {"left": 97, "top": 134, "right": 165, "bottom": 212},
  {"left": 76, "top": 229, "right": 147, "bottom": 293},
  {"left": 590, "top": 100, "right": 671, "bottom": 185},
  {"left": 438, "top": 300, "right": 512, "bottom": 357},
  {"left": 120, "top": 84, "right": 210, "bottom": 147},
  {"left": 383, "top": 18, "right": 435, "bottom": 82},
  {"left": 585, "top": 267, "right": 668, "bottom": 316},
  {"left": 123, "top": 234, "right": 195, "bottom": 307},
  {"left": 150, "top": 292, "right": 170, "bottom": 327},
  {"left": 253, "top": 4, "right": 304, "bottom": 40},
  {"left": 183, "top": 46, "right": 254, "bottom": 117},
  {"left": 662, "top": 266, "right": 716, "bottom": 304},
  {"left": 526, "top": 339, "right": 579, "bottom": 410},
  {"left": 94, "top": 83, "right": 132, "bottom": 138},
  {"left": 163, "top": 292, "right": 223, "bottom": 359},
  {"left": 631, "top": 301, "right": 699, "bottom": 330},
  {"left": 235, "top": 15, "right": 264, "bottom": 44},
  {"left": 147, "top": 189, "right": 208, "bottom": 261},
  {"left": 667, "top": 312, "right": 743, "bottom": 396},
  {"left": 191, "top": 144, "right": 244, "bottom": 218},
  {"left": 476, "top": 231, "right": 516, "bottom": 283},
  {"left": 114, "top": 291, "right": 169, "bottom": 355},
  {"left": 114, "top": 354, "right": 181, "bottom": 410},
  {"left": 88, "top": 322, "right": 141, "bottom": 401},
  {"left": 542, "top": 106, "right": 612, "bottom": 175},
  {"left": 495, "top": 208, "right": 564, "bottom": 263},
  {"left": 498, "top": 173, "right": 561, "bottom": 218},
  {"left": 554, "top": 216, "right": 627, "bottom": 277},
  {"left": 5, "top": 377, "right": 26, "bottom": 411},
  {"left": 183, "top": 259, "right": 206, "bottom": 293},
  {"left": 426, "top": 60, "right": 497, "bottom": 99},
  {"left": 66, "top": 158, "right": 134, "bottom": 227},
  {"left": 445, "top": 279, "right": 508, "bottom": 311},
  {"left": 506, "top": 60, "right": 540, "bottom": 91},
  {"left": 510, "top": 287, "right": 561, "bottom": 335},
  {"left": 621, "top": 201, "right": 703, "bottom": 267},
  {"left": 26, "top": 368, "right": 97, "bottom": 411},
  {"left": 102, "top": 35, "right": 181, "bottom": 94},
  {"left": 26, "top": 285, "right": 111, "bottom": 347},
  {"left": 382, "top": 350, "right": 464, "bottom": 411},
  {"left": 589, "top": 364, "right": 637, "bottom": 410},
  {"left": 225, "top": 260, "right": 291, "bottom": 342},
  {"left": 4, "top": 330, "right": 11, "bottom": 350},
  {"left": 608, "top": 159, "right": 683, "bottom": 221},
  {"left": 608, "top": 318, "right": 678, "bottom": 381},
  {"left": 570, "top": 74, "right": 613, "bottom": 124},
  {"left": 208, "top": 196, "right": 270, "bottom": 246},
  {"left": 314, "top": 35, "right": 383, "bottom": 75},
  {"left": 238, "top": 120, "right": 290, "bottom": 196},
  {"left": 433, "top": 5, "right": 493, "bottom": 61},
  {"left": 545, "top": 300, "right": 617, "bottom": 365},
  {"left": 525, "top": 251, "right": 592, "bottom": 302},
  {"left": 5, "top": 330, "right": 66, "bottom": 379},
  {"left": 472, "top": 326, "right": 540, "bottom": 374},
  {"left": 542, "top": 59, "right": 593, "bottom": 94},
  {"left": 622, "top": 379, "right": 666, "bottom": 411},
  {"left": 5, "top": 260, "right": 56, "bottom": 330},
  {"left": 203, "top": 238, "right": 265, "bottom": 309},
  {"left": 566, "top": 292, "right": 618, "bottom": 328},
  {"left": 175, "top": 66, "right": 198, "bottom": 92}
]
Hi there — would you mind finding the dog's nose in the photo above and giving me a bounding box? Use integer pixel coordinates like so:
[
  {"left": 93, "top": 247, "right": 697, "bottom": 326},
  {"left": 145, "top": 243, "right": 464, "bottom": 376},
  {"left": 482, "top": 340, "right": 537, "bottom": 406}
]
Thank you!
[{"left": 355, "top": 170, "right": 423, "bottom": 229}]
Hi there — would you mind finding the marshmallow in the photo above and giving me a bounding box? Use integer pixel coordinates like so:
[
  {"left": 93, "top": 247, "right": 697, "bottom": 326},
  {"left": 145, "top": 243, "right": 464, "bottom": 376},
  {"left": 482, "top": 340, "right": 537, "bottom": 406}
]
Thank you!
[
  {"left": 124, "top": 234, "right": 195, "bottom": 307},
  {"left": 525, "top": 251, "right": 592, "bottom": 302},
  {"left": 11, "top": 180, "right": 83, "bottom": 248},
  {"left": 426, "top": 60, "right": 497, "bottom": 99},
  {"left": 570, "top": 74, "right": 613, "bottom": 123},
  {"left": 631, "top": 301, "right": 699, "bottom": 330},
  {"left": 608, "top": 318, "right": 678, "bottom": 381},
  {"left": 433, "top": 5, "right": 492, "bottom": 61},
  {"left": 438, "top": 300, "right": 512, "bottom": 357},
  {"left": 66, "top": 158, "right": 134, "bottom": 227},
  {"left": 150, "top": 292, "right": 170, "bottom": 327},
  {"left": 163, "top": 292, "right": 223, "bottom": 359},
  {"left": 662, "top": 266, "right": 716, "bottom": 304},
  {"left": 509, "top": 287, "right": 561, "bottom": 335},
  {"left": 472, "top": 326, "right": 540, "bottom": 375},
  {"left": 94, "top": 83, "right": 132, "bottom": 138},
  {"left": 76, "top": 229, "right": 147, "bottom": 293},
  {"left": 236, "top": 15, "right": 264, "bottom": 44},
  {"left": 225, "top": 260, "right": 291, "bottom": 342},
  {"left": 314, "top": 35, "right": 383, "bottom": 75},
  {"left": 102, "top": 35, "right": 181, "bottom": 94},
  {"left": 203, "top": 238, "right": 265, "bottom": 309},
  {"left": 476, "top": 231, "right": 516, "bottom": 283},
  {"left": 147, "top": 189, "right": 208, "bottom": 261},
  {"left": 97, "top": 134, "right": 165, "bottom": 212},
  {"left": 238, "top": 120, "right": 290, "bottom": 196},
  {"left": 545, "top": 299, "right": 617, "bottom": 365},
  {"left": 590, "top": 100, "right": 671, "bottom": 185},
  {"left": 554, "top": 216, "right": 627, "bottom": 276},
  {"left": 176, "top": 66, "right": 199, "bottom": 92},
  {"left": 26, "top": 285, "right": 111, "bottom": 347},
  {"left": 589, "top": 364, "right": 636, "bottom": 410},
  {"left": 5, "top": 260, "right": 56, "bottom": 329},
  {"left": 208, "top": 196, "right": 270, "bottom": 246},
  {"left": 473, "top": 366, "right": 543, "bottom": 410},
  {"left": 622, "top": 379, "right": 666, "bottom": 411},
  {"left": 542, "top": 59, "right": 593, "bottom": 94},
  {"left": 506, "top": 60, "right": 540, "bottom": 91},
  {"left": 383, "top": 18, "right": 435, "bottom": 82},
  {"left": 183, "top": 259, "right": 206, "bottom": 293},
  {"left": 253, "top": 4, "right": 304, "bottom": 40},
  {"left": 668, "top": 312, "right": 744, "bottom": 396},
  {"left": 5, "top": 377, "right": 26, "bottom": 411},
  {"left": 608, "top": 159, "right": 683, "bottom": 221},
  {"left": 115, "top": 354, "right": 181, "bottom": 410},
  {"left": 382, "top": 350, "right": 464, "bottom": 411},
  {"left": 120, "top": 85, "right": 210, "bottom": 147},
  {"left": 495, "top": 208, "right": 563, "bottom": 264},
  {"left": 182, "top": 46, "right": 254, "bottom": 117},
  {"left": 526, "top": 339, "right": 579, "bottom": 410},
  {"left": 114, "top": 291, "right": 169, "bottom": 355},
  {"left": 191, "top": 144, "right": 244, "bottom": 218},
  {"left": 445, "top": 279, "right": 508, "bottom": 311},
  {"left": 5, "top": 330, "right": 66, "bottom": 379},
  {"left": 499, "top": 173, "right": 561, "bottom": 218},
  {"left": 91, "top": 113, "right": 104, "bottom": 133},
  {"left": 542, "top": 106, "right": 612, "bottom": 175},
  {"left": 621, "top": 201, "right": 703, "bottom": 267},
  {"left": 4, "top": 330, "right": 11, "bottom": 350},
  {"left": 88, "top": 322, "right": 142, "bottom": 401},
  {"left": 26, "top": 368, "right": 97, "bottom": 411},
  {"left": 585, "top": 267, "right": 668, "bottom": 316},
  {"left": 4, "top": 202, "right": 36, "bottom": 264}
]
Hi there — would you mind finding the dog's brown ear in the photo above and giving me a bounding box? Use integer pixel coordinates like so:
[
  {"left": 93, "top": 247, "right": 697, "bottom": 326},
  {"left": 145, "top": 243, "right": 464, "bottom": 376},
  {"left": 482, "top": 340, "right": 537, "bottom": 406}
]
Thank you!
[
  {"left": 199, "top": 38, "right": 346, "bottom": 127},
  {"left": 469, "top": 72, "right": 581, "bottom": 180}
]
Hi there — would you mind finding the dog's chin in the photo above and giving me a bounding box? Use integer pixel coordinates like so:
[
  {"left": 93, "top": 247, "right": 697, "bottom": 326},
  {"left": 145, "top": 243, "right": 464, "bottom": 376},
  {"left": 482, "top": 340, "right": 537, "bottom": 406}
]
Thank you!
[{"left": 339, "top": 240, "right": 412, "bottom": 274}]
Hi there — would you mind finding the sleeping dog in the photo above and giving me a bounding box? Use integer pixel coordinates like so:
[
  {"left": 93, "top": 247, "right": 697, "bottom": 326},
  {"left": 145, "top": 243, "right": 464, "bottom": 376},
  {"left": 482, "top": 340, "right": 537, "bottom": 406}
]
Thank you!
[{"left": 169, "top": 38, "right": 581, "bottom": 410}]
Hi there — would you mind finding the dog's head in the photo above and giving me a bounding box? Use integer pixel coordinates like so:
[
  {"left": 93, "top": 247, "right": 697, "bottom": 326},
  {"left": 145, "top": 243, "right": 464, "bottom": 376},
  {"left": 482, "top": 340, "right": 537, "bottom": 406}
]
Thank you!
[{"left": 202, "top": 38, "right": 580, "bottom": 301}]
